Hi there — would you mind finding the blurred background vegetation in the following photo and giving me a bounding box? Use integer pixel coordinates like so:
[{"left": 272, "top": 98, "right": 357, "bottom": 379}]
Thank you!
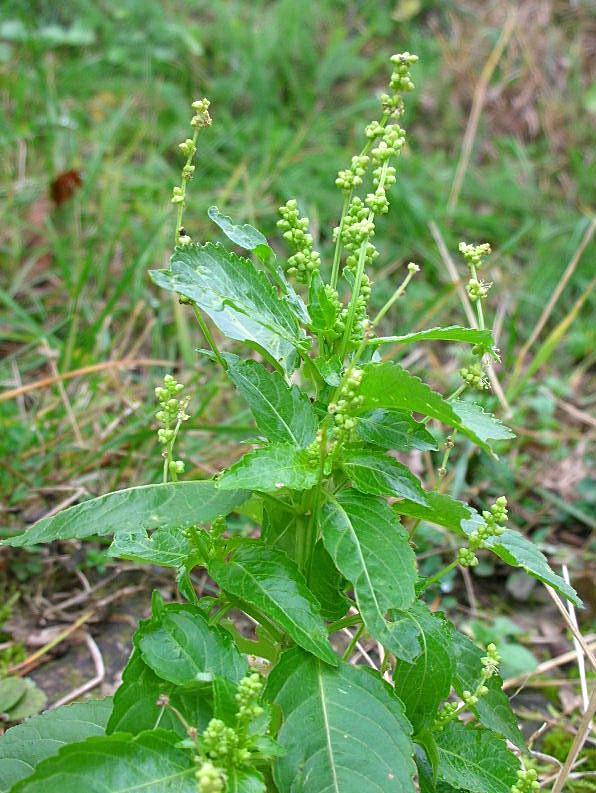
[{"left": 0, "top": 0, "right": 594, "bottom": 770}]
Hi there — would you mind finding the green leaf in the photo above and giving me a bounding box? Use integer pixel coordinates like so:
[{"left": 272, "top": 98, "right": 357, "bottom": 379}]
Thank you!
[
  {"left": 5, "top": 680, "right": 46, "bottom": 722},
  {"left": 150, "top": 243, "right": 305, "bottom": 372},
  {"left": 11, "top": 729, "right": 197, "bottom": 793},
  {"left": 435, "top": 722, "right": 519, "bottom": 793},
  {"left": 308, "top": 541, "right": 350, "bottom": 622},
  {"left": 356, "top": 409, "right": 438, "bottom": 452},
  {"left": 217, "top": 445, "right": 318, "bottom": 492},
  {"left": 3, "top": 481, "right": 247, "bottom": 548},
  {"left": 308, "top": 272, "right": 339, "bottom": 333},
  {"left": 0, "top": 679, "right": 27, "bottom": 713},
  {"left": 208, "top": 205, "right": 267, "bottom": 250},
  {"left": 137, "top": 595, "right": 248, "bottom": 685},
  {"left": 108, "top": 526, "right": 195, "bottom": 568},
  {"left": 394, "top": 604, "right": 454, "bottom": 734},
  {"left": 227, "top": 768, "right": 267, "bottom": 793},
  {"left": 226, "top": 356, "right": 316, "bottom": 447},
  {"left": 0, "top": 699, "right": 111, "bottom": 793},
  {"left": 357, "top": 363, "right": 513, "bottom": 455},
  {"left": 449, "top": 400, "right": 514, "bottom": 446},
  {"left": 209, "top": 543, "right": 337, "bottom": 666},
  {"left": 320, "top": 492, "right": 420, "bottom": 661},
  {"left": 266, "top": 649, "right": 416, "bottom": 793},
  {"left": 107, "top": 651, "right": 212, "bottom": 736},
  {"left": 482, "top": 529, "right": 582, "bottom": 607},
  {"left": 393, "top": 491, "right": 471, "bottom": 533},
  {"left": 450, "top": 630, "right": 524, "bottom": 748},
  {"left": 341, "top": 449, "right": 428, "bottom": 505},
  {"left": 372, "top": 326, "right": 496, "bottom": 356}
]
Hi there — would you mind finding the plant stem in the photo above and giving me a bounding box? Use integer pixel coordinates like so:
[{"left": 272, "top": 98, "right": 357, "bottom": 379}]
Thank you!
[
  {"left": 342, "top": 623, "right": 365, "bottom": 661},
  {"left": 371, "top": 267, "right": 417, "bottom": 329},
  {"left": 330, "top": 195, "right": 350, "bottom": 290},
  {"left": 174, "top": 129, "right": 199, "bottom": 245},
  {"left": 470, "top": 264, "right": 485, "bottom": 330},
  {"left": 191, "top": 303, "right": 226, "bottom": 369},
  {"left": 421, "top": 559, "right": 458, "bottom": 591},
  {"left": 327, "top": 613, "right": 361, "bottom": 634}
]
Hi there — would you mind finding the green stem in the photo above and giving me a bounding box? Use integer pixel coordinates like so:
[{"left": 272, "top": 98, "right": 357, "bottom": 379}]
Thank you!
[
  {"left": 174, "top": 129, "right": 199, "bottom": 245},
  {"left": 327, "top": 613, "right": 361, "bottom": 634},
  {"left": 191, "top": 304, "right": 226, "bottom": 370},
  {"left": 421, "top": 559, "right": 458, "bottom": 591},
  {"left": 470, "top": 264, "right": 485, "bottom": 330},
  {"left": 330, "top": 194, "right": 350, "bottom": 290},
  {"left": 371, "top": 268, "right": 417, "bottom": 329},
  {"left": 342, "top": 623, "right": 365, "bottom": 661}
]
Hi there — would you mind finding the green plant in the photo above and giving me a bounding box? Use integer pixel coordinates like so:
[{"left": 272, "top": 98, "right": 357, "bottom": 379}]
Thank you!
[
  {"left": 0, "top": 52, "right": 582, "bottom": 793},
  {"left": 0, "top": 594, "right": 47, "bottom": 729}
]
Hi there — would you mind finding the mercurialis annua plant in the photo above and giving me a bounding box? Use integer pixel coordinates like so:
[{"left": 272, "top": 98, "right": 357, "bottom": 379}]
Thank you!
[{"left": 3, "top": 51, "right": 583, "bottom": 793}]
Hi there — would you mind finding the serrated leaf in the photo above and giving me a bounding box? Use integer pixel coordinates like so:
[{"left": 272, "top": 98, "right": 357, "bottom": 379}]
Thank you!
[
  {"left": 217, "top": 445, "right": 318, "bottom": 492},
  {"left": 0, "top": 699, "right": 112, "bottom": 793},
  {"left": 150, "top": 242, "right": 305, "bottom": 372},
  {"left": 209, "top": 543, "right": 337, "bottom": 666},
  {"left": 357, "top": 363, "right": 513, "bottom": 455},
  {"left": 449, "top": 400, "right": 514, "bottom": 445},
  {"left": 108, "top": 526, "right": 195, "bottom": 568},
  {"left": 372, "top": 326, "right": 496, "bottom": 356},
  {"left": 435, "top": 722, "right": 519, "bottom": 793},
  {"left": 5, "top": 680, "right": 46, "bottom": 721},
  {"left": 208, "top": 205, "right": 267, "bottom": 250},
  {"left": 206, "top": 207, "right": 309, "bottom": 326},
  {"left": 482, "top": 529, "right": 582, "bottom": 607},
  {"left": 107, "top": 651, "right": 212, "bottom": 736},
  {"left": 266, "top": 648, "right": 416, "bottom": 793},
  {"left": 356, "top": 409, "right": 438, "bottom": 452},
  {"left": 11, "top": 729, "right": 196, "bottom": 793},
  {"left": 0, "top": 679, "right": 27, "bottom": 713},
  {"left": 341, "top": 449, "right": 428, "bottom": 505},
  {"left": 3, "top": 481, "right": 247, "bottom": 548},
  {"left": 226, "top": 356, "right": 316, "bottom": 447},
  {"left": 137, "top": 596, "right": 248, "bottom": 685},
  {"left": 394, "top": 604, "right": 454, "bottom": 733},
  {"left": 450, "top": 630, "right": 524, "bottom": 748},
  {"left": 320, "top": 491, "right": 420, "bottom": 661},
  {"left": 227, "top": 768, "right": 267, "bottom": 793},
  {"left": 308, "top": 541, "right": 350, "bottom": 622},
  {"left": 392, "top": 491, "right": 471, "bottom": 533}
]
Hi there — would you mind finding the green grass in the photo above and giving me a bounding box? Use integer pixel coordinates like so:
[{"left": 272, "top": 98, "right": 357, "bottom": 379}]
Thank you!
[{"left": 0, "top": 0, "right": 594, "bottom": 553}]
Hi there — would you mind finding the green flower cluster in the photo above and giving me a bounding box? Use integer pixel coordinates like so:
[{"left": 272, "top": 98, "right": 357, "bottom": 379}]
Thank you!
[
  {"left": 511, "top": 767, "right": 540, "bottom": 793},
  {"left": 434, "top": 643, "right": 501, "bottom": 730},
  {"left": 193, "top": 673, "right": 266, "bottom": 792},
  {"left": 381, "top": 52, "right": 418, "bottom": 117},
  {"left": 195, "top": 761, "right": 226, "bottom": 793},
  {"left": 327, "top": 368, "right": 364, "bottom": 441},
  {"left": 459, "top": 361, "right": 489, "bottom": 390},
  {"left": 335, "top": 154, "right": 370, "bottom": 193},
  {"left": 155, "top": 374, "right": 190, "bottom": 478},
  {"left": 277, "top": 199, "right": 321, "bottom": 283},
  {"left": 460, "top": 240, "right": 492, "bottom": 304},
  {"left": 457, "top": 497, "right": 508, "bottom": 568},
  {"left": 191, "top": 98, "right": 212, "bottom": 129}
]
